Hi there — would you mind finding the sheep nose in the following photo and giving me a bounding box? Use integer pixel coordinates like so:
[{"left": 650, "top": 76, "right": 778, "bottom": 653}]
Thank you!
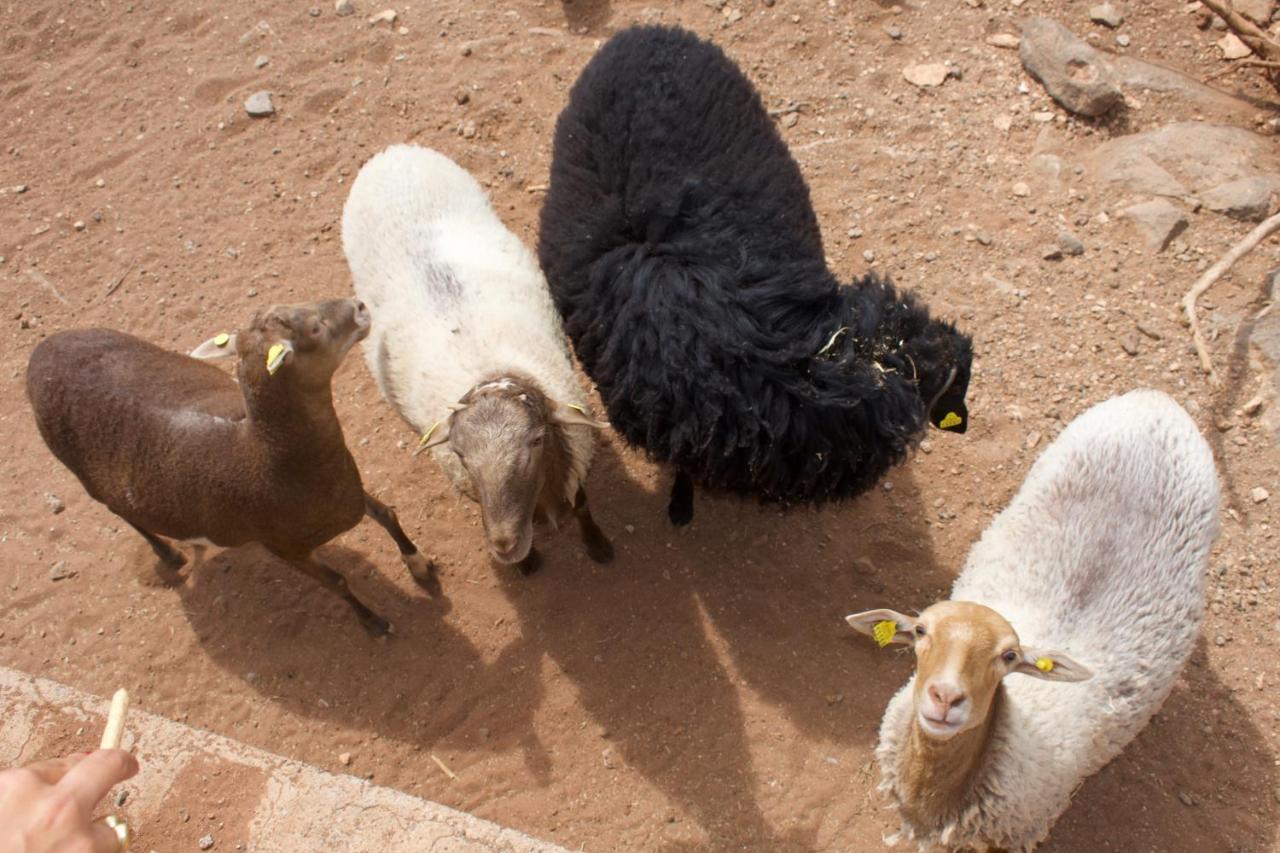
[
  {"left": 491, "top": 534, "right": 517, "bottom": 554},
  {"left": 928, "top": 683, "right": 966, "bottom": 711},
  {"left": 353, "top": 299, "right": 369, "bottom": 318}
]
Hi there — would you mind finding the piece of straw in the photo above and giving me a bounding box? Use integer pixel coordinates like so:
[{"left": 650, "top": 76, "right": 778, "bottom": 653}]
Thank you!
[{"left": 100, "top": 689, "right": 130, "bottom": 750}]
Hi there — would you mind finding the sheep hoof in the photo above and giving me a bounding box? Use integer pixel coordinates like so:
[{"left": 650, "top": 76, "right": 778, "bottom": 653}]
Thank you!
[{"left": 403, "top": 551, "right": 439, "bottom": 586}]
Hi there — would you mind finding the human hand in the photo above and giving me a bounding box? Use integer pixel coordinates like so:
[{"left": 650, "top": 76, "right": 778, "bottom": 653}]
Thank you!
[{"left": 0, "top": 749, "right": 138, "bottom": 852}]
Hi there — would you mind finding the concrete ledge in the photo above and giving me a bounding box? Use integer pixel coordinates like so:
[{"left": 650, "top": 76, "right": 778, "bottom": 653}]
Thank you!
[{"left": 0, "top": 666, "right": 565, "bottom": 852}]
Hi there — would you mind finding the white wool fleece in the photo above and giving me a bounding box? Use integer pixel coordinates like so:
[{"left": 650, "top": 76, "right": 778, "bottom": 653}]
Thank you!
[
  {"left": 342, "top": 144, "right": 596, "bottom": 500},
  {"left": 878, "top": 389, "right": 1220, "bottom": 851}
]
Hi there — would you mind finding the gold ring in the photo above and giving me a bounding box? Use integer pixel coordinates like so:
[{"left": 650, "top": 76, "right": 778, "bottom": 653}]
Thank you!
[{"left": 100, "top": 814, "right": 131, "bottom": 852}]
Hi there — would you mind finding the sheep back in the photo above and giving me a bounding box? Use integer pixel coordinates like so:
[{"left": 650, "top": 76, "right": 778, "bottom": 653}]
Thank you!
[
  {"left": 343, "top": 144, "right": 596, "bottom": 501},
  {"left": 539, "top": 25, "right": 965, "bottom": 505},
  {"left": 878, "top": 389, "right": 1219, "bottom": 850}
]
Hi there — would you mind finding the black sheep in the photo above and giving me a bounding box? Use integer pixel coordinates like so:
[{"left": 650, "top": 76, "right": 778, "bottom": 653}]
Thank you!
[{"left": 538, "top": 25, "right": 974, "bottom": 525}]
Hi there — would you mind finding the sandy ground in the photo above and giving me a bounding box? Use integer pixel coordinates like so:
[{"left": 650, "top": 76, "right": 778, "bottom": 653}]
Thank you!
[{"left": 2, "top": 0, "right": 1279, "bottom": 850}]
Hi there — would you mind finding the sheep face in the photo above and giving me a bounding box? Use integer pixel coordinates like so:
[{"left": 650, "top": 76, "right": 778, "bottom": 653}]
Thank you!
[
  {"left": 905, "top": 321, "right": 973, "bottom": 435},
  {"left": 193, "top": 299, "right": 371, "bottom": 389},
  {"left": 847, "top": 601, "right": 1092, "bottom": 741}
]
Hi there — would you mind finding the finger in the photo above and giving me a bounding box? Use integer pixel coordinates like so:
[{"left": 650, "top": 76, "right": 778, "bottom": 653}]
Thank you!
[
  {"left": 56, "top": 750, "right": 138, "bottom": 814},
  {"left": 23, "top": 752, "right": 89, "bottom": 786},
  {"left": 86, "top": 817, "right": 128, "bottom": 853}
]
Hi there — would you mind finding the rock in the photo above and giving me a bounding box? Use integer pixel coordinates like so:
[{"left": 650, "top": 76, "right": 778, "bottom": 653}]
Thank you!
[
  {"left": 1202, "top": 177, "right": 1274, "bottom": 222},
  {"left": 73, "top": 220, "right": 86, "bottom": 231},
  {"left": 885, "top": 24, "right": 903, "bottom": 40},
  {"left": 1119, "top": 199, "right": 1188, "bottom": 252},
  {"left": 1089, "top": 3, "right": 1123, "bottom": 28},
  {"left": 863, "top": 249, "right": 876, "bottom": 263},
  {"left": 1091, "top": 123, "right": 1280, "bottom": 199},
  {"left": 1040, "top": 244, "right": 1064, "bottom": 261},
  {"left": 255, "top": 55, "right": 269, "bottom": 69},
  {"left": 1058, "top": 230, "right": 1085, "bottom": 255},
  {"left": 902, "top": 63, "right": 951, "bottom": 87},
  {"left": 49, "top": 561, "right": 76, "bottom": 581},
  {"left": 368, "top": 9, "right": 396, "bottom": 25},
  {"left": 1024, "top": 431, "right": 1042, "bottom": 450},
  {"left": 1135, "top": 320, "right": 1162, "bottom": 340},
  {"left": 1019, "top": 18, "right": 1123, "bottom": 117},
  {"left": 308, "top": 6, "right": 321, "bottom": 16},
  {"left": 1115, "top": 33, "right": 1130, "bottom": 47},
  {"left": 782, "top": 111, "right": 798, "bottom": 128},
  {"left": 1217, "top": 33, "right": 1252, "bottom": 60},
  {"left": 987, "top": 33, "right": 1020, "bottom": 49},
  {"left": 1120, "top": 334, "right": 1140, "bottom": 356},
  {"left": 1012, "top": 181, "right": 1031, "bottom": 197},
  {"left": 335, "top": 0, "right": 354, "bottom": 15},
  {"left": 461, "top": 121, "right": 477, "bottom": 139},
  {"left": 1251, "top": 486, "right": 1270, "bottom": 503},
  {"left": 338, "top": 752, "right": 352, "bottom": 765},
  {"left": 1233, "top": 0, "right": 1274, "bottom": 24},
  {"left": 244, "top": 91, "right": 275, "bottom": 117},
  {"left": 45, "top": 493, "right": 65, "bottom": 514},
  {"left": 1242, "top": 395, "right": 1265, "bottom": 416},
  {"left": 198, "top": 834, "right": 215, "bottom": 850}
]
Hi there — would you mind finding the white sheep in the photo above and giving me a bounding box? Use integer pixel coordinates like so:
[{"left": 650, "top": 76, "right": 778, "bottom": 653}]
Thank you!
[
  {"left": 342, "top": 144, "right": 612, "bottom": 574},
  {"left": 847, "top": 389, "right": 1220, "bottom": 851}
]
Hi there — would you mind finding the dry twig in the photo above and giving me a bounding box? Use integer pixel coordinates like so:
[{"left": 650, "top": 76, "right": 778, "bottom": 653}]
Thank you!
[
  {"left": 1200, "top": 0, "right": 1280, "bottom": 64},
  {"left": 1183, "top": 211, "right": 1280, "bottom": 383},
  {"left": 101, "top": 688, "right": 130, "bottom": 749}
]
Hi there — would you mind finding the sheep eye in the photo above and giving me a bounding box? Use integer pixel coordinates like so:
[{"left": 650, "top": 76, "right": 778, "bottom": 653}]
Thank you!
[
  {"left": 914, "top": 625, "right": 926, "bottom": 637},
  {"left": 1002, "top": 650, "right": 1019, "bottom": 664}
]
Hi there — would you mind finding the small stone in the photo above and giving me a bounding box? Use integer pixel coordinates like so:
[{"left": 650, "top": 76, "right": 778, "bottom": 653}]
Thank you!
[
  {"left": 1040, "top": 244, "right": 1064, "bottom": 261},
  {"left": 987, "top": 33, "right": 1020, "bottom": 49},
  {"left": 308, "top": 6, "right": 321, "bottom": 16},
  {"left": 1217, "top": 33, "right": 1252, "bottom": 60},
  {"left": 624, "top": 524, "right": 636, "bottom": 534},
  {"left": 1178, "top": 791, "right": 1197, "bottom": 806},
  {"left": 1012, "top": 181, "right": 1030, "bottom": 197},
  {"left": 455, "top": 90, "right": 470, "bottom": 105},
  {"left": 1241, "top": 396, "right": 1265, "bottom": 417},
  {"left": 335, "top": 0, "right": 354, "bottom": 15},
  {"left": 461, "top": 121, "right": 477, "bottom": 139},
  {"left": 368, "top": 9, "right": 396, "bottom": 25},
  {"left": 1115, "top": 33, "right": 1130, "bottom": 47},
  {"left": 863, "top": 250, "right": 876, "bottom": 263},
  {"left": 45, "top": 493, "right": 65, "bottom": 514},
  {"left": 1090, "top": 3, "right": 1124, "bottom": 27},
  {"left": 1057, "top": 230, "right": 1085, "bottom": 256},
  {"left": 782, "top": 112, "right": 799, "bottom": 128},
  {"left": 255, "top": 55, "right": 269, "bottom": 69},
  {"left": 976, "top": 232, "right": 993, "bottom": 246},
  {"left": 94, "top": 178, "right": 105, "bottom": 188},
  {"left": 199, "top": 834, "right": 215, "bottom": 850},
  {"left": 1135, "top": 320, "right": 1162, "bottom": 340},
  {"left": 1119, "top": 199, "right": 1188, "bottom": 253},
  {"left": 902, "top": 63, "right": 951, "bottom": 87},
  {"left": 602, "top": 747, "right": 618, "bottom": 769},
  {"left": 49, "top": 561, "right": 76, "bottom": 582},
  {"left": 1251, "top": 486, "right": 1269, "bottom": 503},
  {"left": 1202, "top": 177, "right": 1274, "bottom": 223},
  {"left": 1120, "top": 334, "right": 1140, "bottom": 356},
  {"left": 885, "top": 24, "right": 903, "bottom": 39},
  {"left": 73, "top": 220, "right": 86, "bottom": 231},
  {"left": 848, "top": 226, "right": 863, "bottom": 238},
  {"left": 244, "top": 91, "right": 275, "bottom": 117},
  {"left": 1024, "top": 431, "right": 1042, "bottom": 450},
  {"left": 14, "top": 184, "right": 28, "bottom": 194},
  {"left": 338, "top": 752, "right": 352, "bottom": 765}
]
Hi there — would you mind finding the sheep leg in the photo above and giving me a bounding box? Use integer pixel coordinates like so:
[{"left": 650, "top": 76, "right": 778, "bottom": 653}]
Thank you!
[
  {"left": 127, "top": 522, "right": 188, "bottom": 572},
  {"left": 363, "top": 492, "right": 438, "bottom": 592},
  {"left": 281, "top": 553, "right": 392, "bottom": 638},
  {"left": 668, "top": 470, "right": 695, "bottom": 526},
  {"left": 573, "top": 486, "right": 614, "bottom": 564},
  {"left": 516, "top": 546, "right": 543, "bottom": 577}
]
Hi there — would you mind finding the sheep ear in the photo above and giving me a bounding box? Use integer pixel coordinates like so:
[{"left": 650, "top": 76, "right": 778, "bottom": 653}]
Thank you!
[
  {"left": 1014, "top": 648, "right": 1093, "bottom": 682},
  {"left": 550, "top": 400, "right": 610, "bottom": 430},
  {"left": 846, "top": 609, "right": 918, "bottom": 648},
  {"left": 190, "top": 332, "right": 237, "bottom": 360},
  {"left": 413, "top": 418, "right": 452, "bottom": 455}
]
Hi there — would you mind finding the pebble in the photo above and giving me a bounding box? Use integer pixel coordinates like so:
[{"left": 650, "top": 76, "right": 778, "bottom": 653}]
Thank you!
[
  {"left": 624, "top": 524, "right": 636, "bottom": 534},
  {"left": 1120, "top": 334, "right": 1140, "bottom": 356},
  {"left": 199, "top": 835, "right": 215, "bottom": 850},
  {"left": 74, "top": 220, "right": 86, "bottom": 231},
  {"left": 885, "top": 24, "right": 903, "bottom": 40},
  {"left": 335, "top": 0, "right": 354, "bottom": 15},
  {"left": 308, "top": 6, "right": 321, "bottom": 16},
  {"left": 1217, "top": 33, "right": 1252, "bottom": 60},
  {"left": 1135, "top": 320, "right": 1162, "bottom": 340},
  {"left": 1012, "top": 181, "right": 1030, "bottom": 197},
  {"left": 863, "top": 250, "right": 876, "bottom": 263},
  {"left": 1178, "top": 791, "right": 1197, "bottom": 807},
  {"left": 255, "top": 55, "right": 269, "bottom": 69},
  {"left": 369, "top": 9, "right": 396, "bottom": 25},
  {"left": 14, "top": 184, "right": 28, "bottom": 194},
  {"left": 1089, "top": 3, "right": 1124, "bottom": 28},
  {"left": 1024, "top": 431, "right": 1042, "bottom": 450},
  {"left": 244, "top": 91, "right": 275, "bottom": 117},
  {"left": 1250, "top": 486, "right": 1269, "bottom": 503},
  {"left": 1241, "top": 395, "right": 1265, "bottom": 417},
  {"left": 987, "top": 33, "right": 1020, "bottom": 49},
  {"left": 783, "top": 112, "right": 799, "bottom": 128},
  {"left": 339, "top": 752, "right": 352, "bottom": 766},
  {"left": 94, "top": 178, "right": 105, "bottom": 188},
  {"left": 46, "top": 493, "right": 65, "bottom": 514},
  {"left": 976, "top": 232, "right": 993, "bottom": 246},
  {"left": 1057, "top": 230, "right": 1085, "bottom": 256},
  {"left": 461, "top": 121, "right": 477, "bottom": 139},
  {"left": 1115, "top": 33, "right": 1130, "bottom": 47},
  {"left": 49, "top": 561, "right": 77, "bottom": 582},
  {"left": 455, "top": 90, "right": 470, "bottom": 105},
  {"left": 1040, "top": 244, "right": 1064, "bottom": 261},
  {"left": 848, "top": 226, "right": 863, "bottom": 238},
  {"left": 902, "top": 63, "right": 951, "bottom": 88}
]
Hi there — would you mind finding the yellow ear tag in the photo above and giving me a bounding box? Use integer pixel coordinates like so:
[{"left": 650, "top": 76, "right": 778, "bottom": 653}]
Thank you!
[
  {"left": 266, "top": 343, "right": 287, "bottom": 375},
  {"left": 419, "top": 420, "right": 441, "bottom": 447},
  {"left": 214, "top": 332, "right": 231, "bottom": 347},
  {"left": 939, "top": 411, "right": 963, "bottom": 430},
  {"left": 873, "top": 620, "right": 898, "bottom": 648},
  {"left": 1035, "top": 657, "right": 1055, "bottom": 673},
  {"left": 567, "top": 403, "right": 587, "bottom": 415}
]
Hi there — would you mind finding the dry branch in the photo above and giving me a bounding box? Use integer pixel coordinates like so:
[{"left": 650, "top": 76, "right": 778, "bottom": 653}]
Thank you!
[
  {"left": 1200, "top": 0, "right": 1280, "bottom": 63},
  {"left": 1183, "top": 210, "right": 1280, "bottom": 383}
]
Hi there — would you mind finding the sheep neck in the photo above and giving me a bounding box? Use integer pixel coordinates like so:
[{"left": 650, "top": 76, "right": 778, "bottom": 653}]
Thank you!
[
  {"left": 240, "top": 374, "right": 346, "bottom": 460},
  {"left": 896, "top": 686, "right": 1002, "bottom": 825}
]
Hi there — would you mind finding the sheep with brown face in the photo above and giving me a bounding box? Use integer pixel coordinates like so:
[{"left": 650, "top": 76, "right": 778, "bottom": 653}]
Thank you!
[
  {"left": 26, "top": 298, "right": 430, "bottom": 637},
  {"left": 343, "top": 144, "right": 613, "bottom": 575},
  {"left": 846, "top": 389, "right": 1219, "bottom": 851}
]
